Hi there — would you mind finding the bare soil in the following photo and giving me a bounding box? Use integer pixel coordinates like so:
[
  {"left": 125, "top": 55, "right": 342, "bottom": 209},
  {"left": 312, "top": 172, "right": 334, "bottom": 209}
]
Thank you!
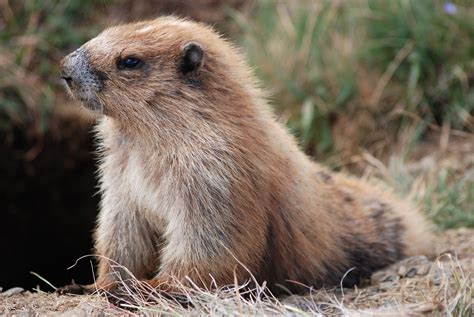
[{"left": 1, "top": 228, "right": 472, "bottom": 316}]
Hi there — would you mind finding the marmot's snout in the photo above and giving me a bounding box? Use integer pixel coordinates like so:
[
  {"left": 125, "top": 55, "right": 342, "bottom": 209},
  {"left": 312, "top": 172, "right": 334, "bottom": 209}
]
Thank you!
[{"left": 60, "top": 47, "right": 103, "bottom": 112}]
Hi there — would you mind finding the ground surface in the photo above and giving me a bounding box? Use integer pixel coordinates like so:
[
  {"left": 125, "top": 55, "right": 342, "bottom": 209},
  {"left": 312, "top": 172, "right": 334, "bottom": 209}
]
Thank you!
[{"left": 1, "top": 228, "right": 472, "bottom": 316}]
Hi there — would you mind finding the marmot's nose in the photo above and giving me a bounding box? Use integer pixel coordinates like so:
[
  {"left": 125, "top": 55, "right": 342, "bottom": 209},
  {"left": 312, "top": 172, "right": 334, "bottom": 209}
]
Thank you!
[
  {"left": 60, "top": 56, "right": 75, "bottom": 88},
  {"left": 60, "top": 48, "right": 86, "bottom": 89},
  {"left": 59, "top": 47, "right": 103, "bottom": 97}
]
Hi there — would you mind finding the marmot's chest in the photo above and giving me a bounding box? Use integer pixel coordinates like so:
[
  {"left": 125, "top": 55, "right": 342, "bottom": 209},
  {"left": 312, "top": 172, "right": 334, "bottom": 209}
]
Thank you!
[{"left": 119, "top": 149, "right": 181, "bottom": 222}]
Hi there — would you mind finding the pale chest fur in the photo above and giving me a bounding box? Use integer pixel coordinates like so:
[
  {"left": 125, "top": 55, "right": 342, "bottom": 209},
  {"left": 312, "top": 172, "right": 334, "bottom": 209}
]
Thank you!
[
  {"left": 96, "top": 119, "right": 176, "bottom": 225},
  {"left": 100, "top": 141, "right": 179, "bottom": 227},
  {"left": 96, "top": 119, "right": 236, "bottom": 262}
]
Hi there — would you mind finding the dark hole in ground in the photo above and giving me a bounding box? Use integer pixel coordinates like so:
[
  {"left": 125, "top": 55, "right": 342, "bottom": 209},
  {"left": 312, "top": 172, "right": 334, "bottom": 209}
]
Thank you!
[{"left": 0, "top": 117, "right": 99, "bottom": 291}]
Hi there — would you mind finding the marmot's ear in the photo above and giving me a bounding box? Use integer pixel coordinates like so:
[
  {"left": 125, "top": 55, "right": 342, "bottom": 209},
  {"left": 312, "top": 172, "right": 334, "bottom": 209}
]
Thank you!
[{"left": 180, "top": 42, "right": 204, "bottom": 75}]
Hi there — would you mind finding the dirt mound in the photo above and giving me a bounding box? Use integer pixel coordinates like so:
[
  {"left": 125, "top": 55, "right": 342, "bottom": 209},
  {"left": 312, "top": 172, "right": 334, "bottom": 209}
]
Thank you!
[{"left": 1, "top": 228, "right": 472, "bottom": 316}]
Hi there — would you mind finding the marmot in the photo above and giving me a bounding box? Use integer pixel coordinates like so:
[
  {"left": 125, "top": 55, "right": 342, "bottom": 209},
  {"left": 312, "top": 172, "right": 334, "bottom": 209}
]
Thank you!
[{"left": 59, "top": 17, "right": 433, "bottom": 296}]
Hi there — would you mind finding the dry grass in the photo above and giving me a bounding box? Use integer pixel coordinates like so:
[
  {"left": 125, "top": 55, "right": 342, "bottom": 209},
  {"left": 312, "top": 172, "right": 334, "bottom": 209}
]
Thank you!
[
  {"left": 350, "top": 131, "right": 474, "bottom": 230},
  {"left": 1, "top": 228, "right": 472, "bottom": 316}
]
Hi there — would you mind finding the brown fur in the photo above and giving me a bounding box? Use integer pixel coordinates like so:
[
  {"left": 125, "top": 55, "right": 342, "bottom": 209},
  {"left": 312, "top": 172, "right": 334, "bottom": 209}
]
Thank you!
[{"left": 59, "top": 17, "right": 434, "bottom": 296}]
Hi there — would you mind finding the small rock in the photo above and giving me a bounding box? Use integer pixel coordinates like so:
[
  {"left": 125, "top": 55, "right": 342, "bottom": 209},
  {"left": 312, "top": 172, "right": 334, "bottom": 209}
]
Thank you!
[
  {"left": 367, "top": 288, "right": 380, "bottom": 296},
  {"left": 405, "top": 267, "right": 417, "bottom": 278},
  {"left": 381, "top": 298, "right": 398, "bottom": 307},
  {"left": 439, "top": 249, "right": 456, "bottom": 258},
  {"left": 58, "top": 309, "right": 88, "bottom": 317},
  {"left": 371, "top": 271, "right": 386, "bottom": 284},
  {"left": 378, "top": 280, "right": 399, "bottom": 291},
  {"left": 430, "top": 263, "right": 452, "bottom": 286},
  {"left": 417, "top": 264, "right": 431, "bottom": 276},
  {"left": 371, "top": 255, "right": 433, "bottom": 284},
  {"left": 381, "top": 275, "right": 399, "bottom": 283},
  {"left": 397, "top": 265, "right": 407, "bottom": 276},
  {"left": 1, "top": 287, "right": 24, "bottom": 297}
]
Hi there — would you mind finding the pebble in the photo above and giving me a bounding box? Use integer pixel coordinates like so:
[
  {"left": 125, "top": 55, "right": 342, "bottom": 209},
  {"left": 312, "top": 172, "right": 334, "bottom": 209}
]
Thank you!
[
  {"left": 405, "top": 267, "right": 418, "bottom": 278},
  {"left": 397, "top": 265, "right": 407, "bottom": 276},
  {"left": 430, "top": 263, "right": 452, "bottom": 286},
  {"left": 416, "top": 264, "right": 431, "bottom": 276},
  {"left": 0, "top": 287, "right": 25, "bottom": 297},
  {"left": 438, "top": 249, "right": 457, "bottom": 260},
  {"left": 382, "top": 275, "right": 399, "bottom": 283}
]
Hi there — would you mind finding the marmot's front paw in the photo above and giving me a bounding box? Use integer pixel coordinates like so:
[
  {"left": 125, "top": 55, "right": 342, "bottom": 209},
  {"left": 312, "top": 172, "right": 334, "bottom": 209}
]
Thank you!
[
  {"left": 104, "top": 281, "right": 190, "bottom": 309},
  {"left": 56, "top": 283, "right": 95, "bottom": 295}
]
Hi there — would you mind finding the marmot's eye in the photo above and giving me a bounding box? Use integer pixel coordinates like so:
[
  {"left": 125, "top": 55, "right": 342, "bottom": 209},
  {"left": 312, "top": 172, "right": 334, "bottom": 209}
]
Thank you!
[{"left": 117, "top": 57, "right": 142, "bottom": 70}]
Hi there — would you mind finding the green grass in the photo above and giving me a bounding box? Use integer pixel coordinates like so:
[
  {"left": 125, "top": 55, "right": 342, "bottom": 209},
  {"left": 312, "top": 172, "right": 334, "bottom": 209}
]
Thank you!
[
  {"left": 230, "top": 0, "right": 359, "bottom": 156},
  {"left": 229, "top": 0, "right": 474, "bottom": 229},
  {"left": 364, "top": 0, "right": 474, "bottom": 130},
  {"left": 423, "top": 168, "right": 474, "bottom": 229},
  {"left": 231, "top": 0, "right": 474, "bottom": 157},
  {"left": 360, "top": 143, "right": 474, "bottom": 230},
  {"left": 0, "top": 0, "right": 106, "bottom": 132}
]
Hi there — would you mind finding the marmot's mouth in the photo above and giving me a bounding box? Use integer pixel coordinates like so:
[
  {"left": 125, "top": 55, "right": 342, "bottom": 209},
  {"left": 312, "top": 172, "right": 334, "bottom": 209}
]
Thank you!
[
  {"left": 61, "top": 77, "right": 103, "bottom": 113},
  {"left": 61, "top": 76, "right": 73, "bottom": 89},
  {"left": 79, "top": 96, "right": 103, "bottom": 112}
]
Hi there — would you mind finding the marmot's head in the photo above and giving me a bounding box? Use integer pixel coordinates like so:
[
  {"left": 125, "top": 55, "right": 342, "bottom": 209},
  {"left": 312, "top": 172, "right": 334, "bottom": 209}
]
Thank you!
[{"left": 60, "top": 17, "right": 256, "bottom": 125}]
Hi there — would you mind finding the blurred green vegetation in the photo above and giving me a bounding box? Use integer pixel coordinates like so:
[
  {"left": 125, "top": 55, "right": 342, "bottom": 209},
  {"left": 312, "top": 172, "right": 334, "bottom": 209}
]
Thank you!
[
  {"left": 0, "top": 0, "right": 472, "bottom": 229},
  {"left": 423, "top": 169, "right": 474, "bottom": 229},
  {"left": 231, "top": 0, "right": 473, "bottom": 229},
  {"left": 231, "top": 0, "right": 474, "bottom": 157},
  {"left": 365, "top": 1, "right": 474, "bottom": 129},
  {"left": 383, "top": 153, "right": 474, "bottom": 230},
  {"left": 0, "top": 0, "right": 105, "bottom": 132}
]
